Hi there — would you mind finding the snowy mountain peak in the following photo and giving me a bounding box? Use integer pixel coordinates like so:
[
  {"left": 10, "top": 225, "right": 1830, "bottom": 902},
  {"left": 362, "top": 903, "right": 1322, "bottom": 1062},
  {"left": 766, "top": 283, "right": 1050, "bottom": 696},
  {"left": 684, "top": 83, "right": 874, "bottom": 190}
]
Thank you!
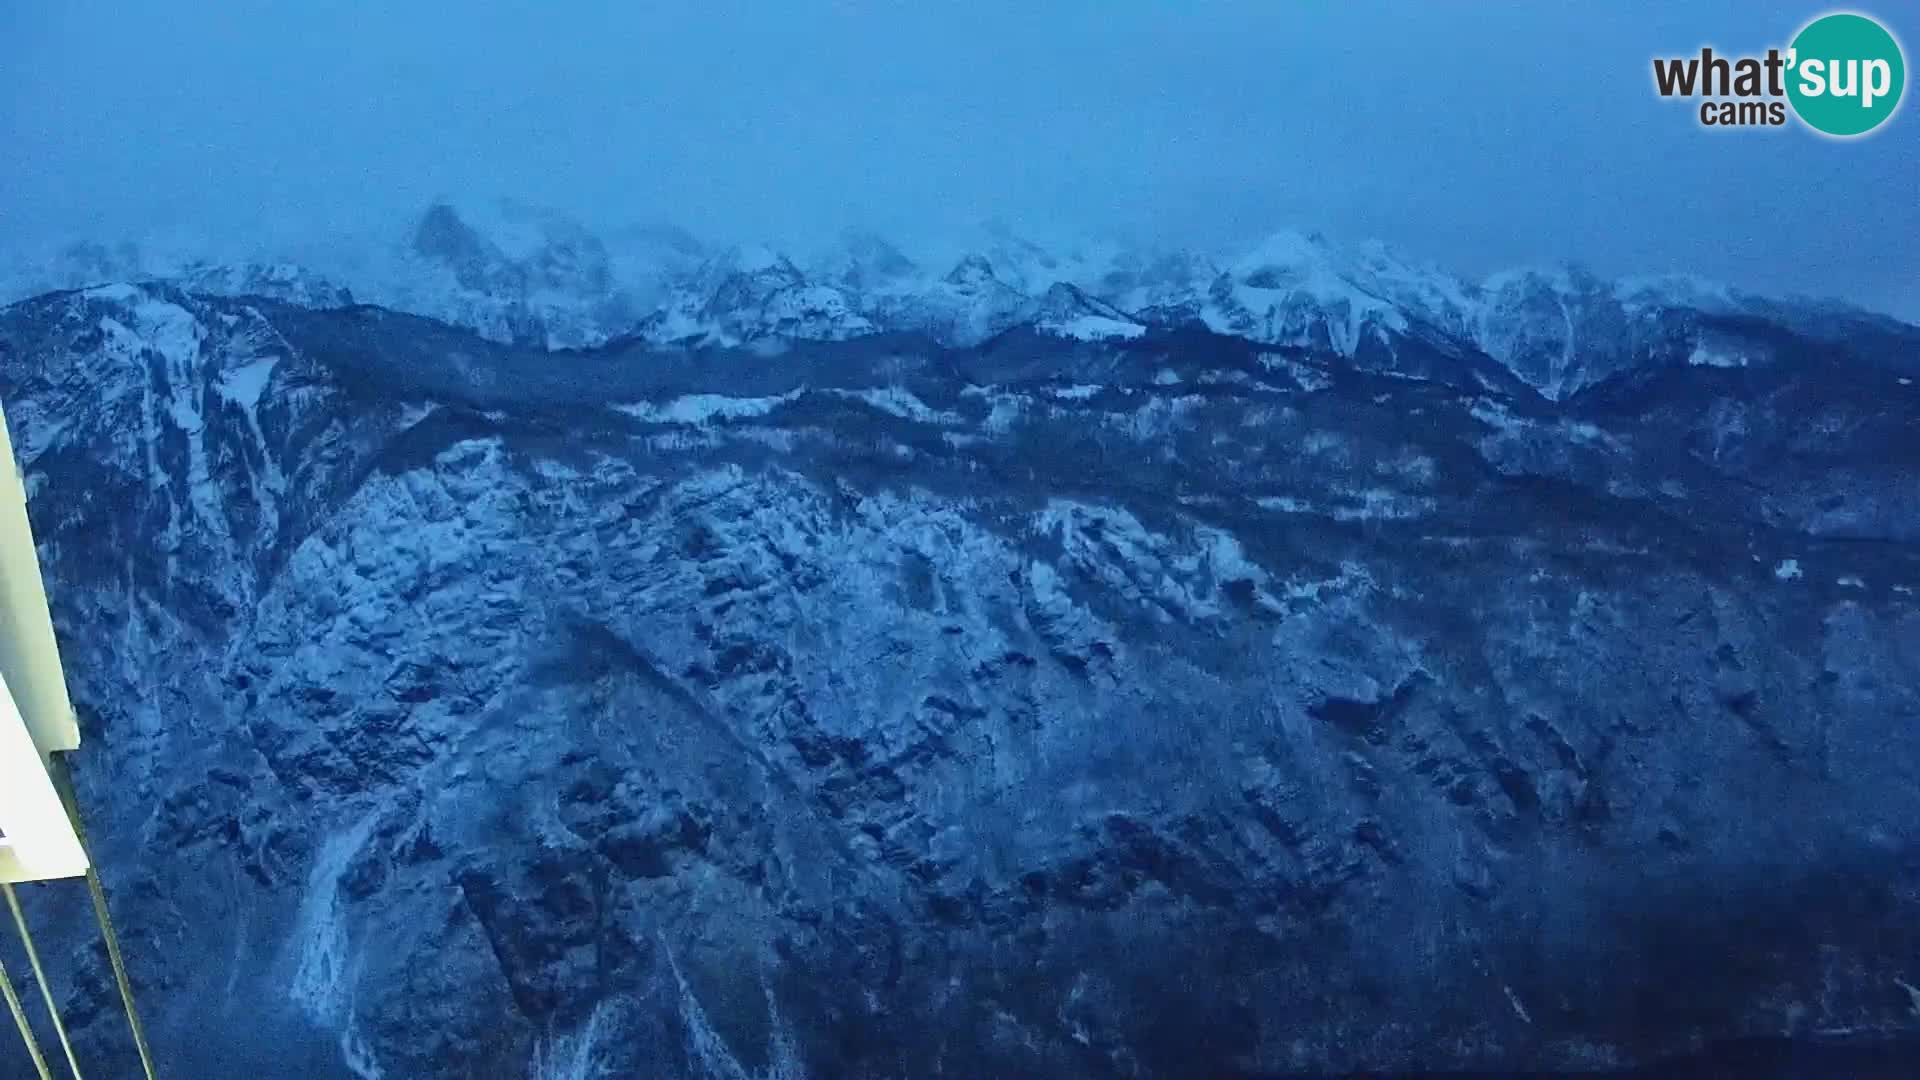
[
  {"left": 412, "top": 202, "right": 477, "bottom": 254},
  {"left": 1481, "top": 262, "right": 1606, "bottom": 298},
  {"left": 411, "top": 202, "right": 511, "bottom": 292},
  {"left": 372, "top": 199, "right": 632, "bottom": 347},
  {"left": 1230, "top": 228, "right": 1340, "bottom": 280},
  {"left": 944, "top": 254, "right": 1003, "bottom": 289},
  {"left": 409, "top": 199, "right": 618, "bottom": 300},
  {"left": 818, "top": 229, "right": 919, "bottom": 293},
  {"left": 635, "top": 244, "right": 875, "bottom": 348},
  {"left": 1033, "top": 282, "right": 1145, "bottom": 341},
  {"left": 954, "top": 220, "right": 1069, "bottom": 294},
  {"left": 1612, "top": 272, "right": 1744, "bottom": 314},
  {"left": 175, "top": 260, "right": 356, "bottom": 308},
  {"left": 727, "top": 243, "right": 795, "bottom": 277},
  {"left": 698, "top": 246, "right": 807, "bottom": 303}
]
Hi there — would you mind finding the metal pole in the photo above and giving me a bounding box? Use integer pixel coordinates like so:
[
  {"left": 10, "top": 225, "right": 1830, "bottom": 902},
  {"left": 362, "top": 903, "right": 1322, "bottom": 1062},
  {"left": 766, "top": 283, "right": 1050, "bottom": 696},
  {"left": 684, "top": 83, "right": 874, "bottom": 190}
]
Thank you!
[
  {"left": 46, "top": 756, "right": 154, "bottom": 1080},
  {"left": 0, "top": 949, "right": 52, "bottom": 1080},
  {"left": 2, "top": 883, "right": 81, "bottom": 1078}
]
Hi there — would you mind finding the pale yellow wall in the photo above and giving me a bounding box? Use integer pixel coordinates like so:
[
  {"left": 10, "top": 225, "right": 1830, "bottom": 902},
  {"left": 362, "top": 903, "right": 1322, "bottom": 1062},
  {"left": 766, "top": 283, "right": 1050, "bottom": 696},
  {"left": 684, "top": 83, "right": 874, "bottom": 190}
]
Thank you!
[
  {"left": 0, "top": 402, "right": 87, "bottom": 881},
  {"left": 0, "top": 670, "right": 88, "bottom": 881},
  {"left": 0, "top": 402, "right": 78, "bottom": 757}
]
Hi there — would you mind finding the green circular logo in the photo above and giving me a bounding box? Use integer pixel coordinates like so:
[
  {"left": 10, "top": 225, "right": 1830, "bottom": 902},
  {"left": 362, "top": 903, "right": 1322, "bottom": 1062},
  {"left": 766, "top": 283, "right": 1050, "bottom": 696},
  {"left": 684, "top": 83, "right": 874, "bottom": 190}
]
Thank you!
[{"left": 1787, "top": 13, "right": 1905, "bottom": 136}]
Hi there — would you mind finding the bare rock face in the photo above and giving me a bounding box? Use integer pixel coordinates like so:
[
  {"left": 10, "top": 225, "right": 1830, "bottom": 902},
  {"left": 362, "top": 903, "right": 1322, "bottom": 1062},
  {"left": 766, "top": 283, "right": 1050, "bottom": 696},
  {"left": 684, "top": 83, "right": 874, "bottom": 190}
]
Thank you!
[{"left": 0, "top": 282, "right": 1917, "bottom": 1078}]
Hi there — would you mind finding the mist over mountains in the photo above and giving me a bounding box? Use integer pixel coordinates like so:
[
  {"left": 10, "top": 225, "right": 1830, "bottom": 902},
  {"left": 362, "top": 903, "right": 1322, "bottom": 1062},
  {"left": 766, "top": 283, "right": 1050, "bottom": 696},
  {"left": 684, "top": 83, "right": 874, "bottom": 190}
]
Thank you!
[{"left": 5, "top": 198, "right": 1915, "bottom": 402}]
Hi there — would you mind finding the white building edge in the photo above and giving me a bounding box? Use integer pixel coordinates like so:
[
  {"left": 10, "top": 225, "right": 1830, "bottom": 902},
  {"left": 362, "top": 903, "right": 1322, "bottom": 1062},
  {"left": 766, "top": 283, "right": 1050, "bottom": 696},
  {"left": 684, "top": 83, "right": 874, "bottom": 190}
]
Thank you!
[{"left": 0, "top": 400, "right": 87, "bottom": 885}]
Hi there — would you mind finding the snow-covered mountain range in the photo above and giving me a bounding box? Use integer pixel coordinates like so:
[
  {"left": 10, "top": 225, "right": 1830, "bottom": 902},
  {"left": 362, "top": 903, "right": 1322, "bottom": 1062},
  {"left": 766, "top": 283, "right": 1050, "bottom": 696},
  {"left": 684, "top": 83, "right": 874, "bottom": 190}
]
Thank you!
[
  {"left": 7, "top": 200, "right": 1914, "bottom": 399},
  {"left": 2, "top": 273, "right": 1918, "bottom": 1078}
]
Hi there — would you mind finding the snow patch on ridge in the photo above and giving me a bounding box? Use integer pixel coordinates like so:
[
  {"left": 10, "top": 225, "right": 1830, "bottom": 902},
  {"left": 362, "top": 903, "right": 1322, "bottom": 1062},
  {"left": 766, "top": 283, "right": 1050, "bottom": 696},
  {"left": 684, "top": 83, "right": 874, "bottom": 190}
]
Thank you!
[
  {"left": 218, "top": 356, "right": 278, "bottom": 411},
  {"left": 82, "top": 282, "right": 141, "bottom": 303},
  {"left": 290, "top": 810, "right": 378, "bottom": 1022},
  {"left": 614, "top": 390, "right": 803, "bottom": 424},
  {"left": 290, "top": 809, "right": 384, "bottom": 1078},
  {"left": 1688, "top": 344, "right": 1747, "bottom": 369},
  {"left": 826, "top": 386, "right": 959, "bottom": 423}
]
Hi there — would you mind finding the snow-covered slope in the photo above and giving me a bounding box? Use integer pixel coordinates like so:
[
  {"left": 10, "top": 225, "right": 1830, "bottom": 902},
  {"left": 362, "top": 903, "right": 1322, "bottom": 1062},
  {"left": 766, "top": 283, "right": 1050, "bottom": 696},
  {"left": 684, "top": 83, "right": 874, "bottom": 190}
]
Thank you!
[
  {"left": 362, "top": 199, "right": 693, "bottom": 349},
  {"left": 635, "top": 245, "right": 876, "bottom": 347},
  {"left": 1031, "top": 282, "right": 1145, "bottom": 341},
  {"left": 860, "top": 254, "right": 1036, "bottom": 345},
  {"left": 812, "top": 228, "right": 920, "bottom": 293},
  {"left": 0, "top": 239, "right": 356, "bottom": 312}
]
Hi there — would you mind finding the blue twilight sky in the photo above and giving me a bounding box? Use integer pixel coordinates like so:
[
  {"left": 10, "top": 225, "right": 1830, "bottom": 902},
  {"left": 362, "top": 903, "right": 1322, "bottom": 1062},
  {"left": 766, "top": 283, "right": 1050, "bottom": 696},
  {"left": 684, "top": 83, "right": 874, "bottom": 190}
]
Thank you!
[{"left": 2, "top": 1, "right": 1916, "bottom": 317}]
